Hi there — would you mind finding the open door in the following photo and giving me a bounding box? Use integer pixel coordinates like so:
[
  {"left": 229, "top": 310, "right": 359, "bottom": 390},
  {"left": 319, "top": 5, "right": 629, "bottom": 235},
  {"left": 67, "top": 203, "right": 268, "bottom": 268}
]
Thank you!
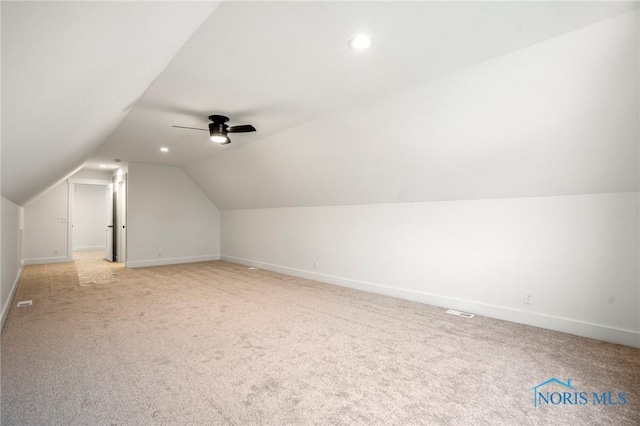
[
  {"left": 104, "top": 183, "right": 114, "bottom": 262},
  {"left": 116, "top": 177, "right": 127, "bottom": 263}
]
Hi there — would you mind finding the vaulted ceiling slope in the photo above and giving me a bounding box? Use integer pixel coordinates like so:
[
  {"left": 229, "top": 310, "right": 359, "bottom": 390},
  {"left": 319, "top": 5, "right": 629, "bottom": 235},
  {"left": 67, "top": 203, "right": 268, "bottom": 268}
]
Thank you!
[
  {"left": 185, "top": 8, "right": 639, "bottom": 210},
  {"left": 89, "top": 1, "right": 638, "bottom": 170},
  {"left": 2, "top": 2, "right": 638, "bottom": 209},
  {"left": 1, "top": 1, "right": 220, "bottom": 205}
]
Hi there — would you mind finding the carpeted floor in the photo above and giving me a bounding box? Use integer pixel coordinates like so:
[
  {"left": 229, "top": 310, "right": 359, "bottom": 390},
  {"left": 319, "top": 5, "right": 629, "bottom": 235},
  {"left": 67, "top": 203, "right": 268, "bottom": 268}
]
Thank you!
[
  {"left": 1, "top": 258, "right": 639, "bottom": 425},
  {"left": 74, "top": 250, "right": 121, "bottom": 286}
]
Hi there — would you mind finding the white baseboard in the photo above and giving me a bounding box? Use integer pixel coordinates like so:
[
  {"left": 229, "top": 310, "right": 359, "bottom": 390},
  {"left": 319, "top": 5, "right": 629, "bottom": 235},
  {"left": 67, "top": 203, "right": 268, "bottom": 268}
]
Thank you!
[
  {"left": 1, "top": 261, "right": 25, "bottom": 332},
  {"left": 24, "top": 256, "right": 73, "bottom": 265},
  {"left": 74, "top": 246, "right": 105, "bottom": 252},
  {"left": 126, "top": 254, "right": 220, "bottom": 269},
  {"left": 221, "top": 255, "right": 640, "bottom": 348}
]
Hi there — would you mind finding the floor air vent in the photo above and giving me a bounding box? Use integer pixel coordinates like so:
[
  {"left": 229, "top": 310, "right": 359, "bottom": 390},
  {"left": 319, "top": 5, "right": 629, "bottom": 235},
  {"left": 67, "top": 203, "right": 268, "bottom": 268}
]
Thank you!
[
  {"left": 446, "top": 309, "right": 474, "bottom": 319},
  {"left": 17, "top": 300, "right": 33, "bottom": 307}
]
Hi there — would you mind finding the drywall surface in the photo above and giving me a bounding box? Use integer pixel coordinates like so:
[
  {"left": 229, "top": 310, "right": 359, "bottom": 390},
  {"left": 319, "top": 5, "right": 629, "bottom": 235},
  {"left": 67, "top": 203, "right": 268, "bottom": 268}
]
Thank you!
[
  {"left": 211, "top": 9, "right": 640, "bottom": 348},
  {"left": 2, "top": 1, "right": 220, "bottom": 205},
  {"left": 126, "top": 163, "right": 220, "bottom": 267},
  {"left": 1, "top": 197, "right": 24, "bottom": 328},
  {"left": 71, "top": 169, "right": 113, "bottom": 181},
  {"left": 22, "top": 169, "right": 112, "bottom": 264},
  {"left": 187, "top": 10, "right": 638, "bottom": 210},
  {"left": 23, "top": 181, "right": 70, "bottom": 263},
  {"left": 73, "top": 184, "right": 106, "bottom": 250},
  {"left": 222, "top": 192, "right": 640, "bottom": 347}
]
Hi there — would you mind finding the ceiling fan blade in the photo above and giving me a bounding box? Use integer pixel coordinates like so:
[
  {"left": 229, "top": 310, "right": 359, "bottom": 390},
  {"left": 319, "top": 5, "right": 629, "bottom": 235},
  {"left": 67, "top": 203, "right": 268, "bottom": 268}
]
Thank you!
[
  {"left": 220, "top": 138, "right": 231, "bottom": 145},
  {"left": 227, "top": 124, "right": 256, "bottom": 133},
  {"left": 172, "top": 125, "right": 208, "bottom": 131}
]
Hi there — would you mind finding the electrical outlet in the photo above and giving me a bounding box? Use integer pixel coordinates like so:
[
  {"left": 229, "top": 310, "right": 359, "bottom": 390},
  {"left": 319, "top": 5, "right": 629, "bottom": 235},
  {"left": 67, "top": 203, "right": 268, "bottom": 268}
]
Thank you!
[
  {"left": 313, "top": 261, "right": 318, "bottom": 270},
  {"left": 524, "top": 291, "right": 534, "bottom": 305},
  {"left": 53, "top": 249, "right": 58, "bottom": 256},
  {"left": 158, "top": 251, "right": 162, "bottom": 257},
  {"left": 57, "top": 217, "right": 67, "bottom": 223}
]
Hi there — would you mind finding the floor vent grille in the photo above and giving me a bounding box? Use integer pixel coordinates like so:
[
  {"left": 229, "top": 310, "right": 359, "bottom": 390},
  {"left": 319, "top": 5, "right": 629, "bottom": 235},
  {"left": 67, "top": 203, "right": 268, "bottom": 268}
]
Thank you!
[
  {"left": 17, "top": 300, "right": 33, "bottom": 308},
  {"left": 446, "top": 309, "right": 474, "bottom": 318}
]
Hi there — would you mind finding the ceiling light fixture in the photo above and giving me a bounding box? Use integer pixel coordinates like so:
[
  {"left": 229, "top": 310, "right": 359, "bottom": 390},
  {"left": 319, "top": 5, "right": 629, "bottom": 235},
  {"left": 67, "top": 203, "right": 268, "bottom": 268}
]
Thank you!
[
  {"left": 349, "top": 34, "right": 371, "bottom": 50},
  {"left": 99, "top": 164, "right": 107, "bottom": 168},
  {"left": 160, "top": 147, "right": 169, "bottom": 152},
  {"left": 209, "top": 123, "right": 230, "bottom": 144},
  {"left": 210, "top": 134, "right": 228, "bottom": 144}
]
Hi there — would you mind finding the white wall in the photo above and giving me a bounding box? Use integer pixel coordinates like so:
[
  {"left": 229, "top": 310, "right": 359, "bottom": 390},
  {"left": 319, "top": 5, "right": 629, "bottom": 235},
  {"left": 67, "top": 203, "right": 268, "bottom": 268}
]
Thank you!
[
  {"left": 126, "top": 163, "right": 220, "bottom": 268},
  {"left": 73, "top": 184, "right": 106, "bottom": 251},
  {"left": 71, "top": 169, "right": 113, "bottom": 181},
  {"left": 215, "top": 12, "right": 640, "bottom": 348},
  {"left": 222, "top": 192, "right": 640, "bottom": 347},
  {"left": 1, "top": 197, "right": 25, "bottom": 328},
  {"left": 22, "top": 169, "right": 112, "bottom": 263},
  {"left": 21, "top": 164, "right": 220, "bottom": 268},
  {"left": 23, "top": 180, "right": 70, "bottom": 263}
]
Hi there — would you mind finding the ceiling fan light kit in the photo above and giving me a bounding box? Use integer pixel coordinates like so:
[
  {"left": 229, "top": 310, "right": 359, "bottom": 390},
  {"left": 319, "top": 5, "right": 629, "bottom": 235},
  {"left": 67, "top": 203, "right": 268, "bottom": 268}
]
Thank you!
[
  {"left": 173, "top": 114, "right": 256, "bottom": 146},
  {"left": 210, "top": 134, "right": 229, "bottom": 144},
  {"left": 209, "top": 121, "right": 229, "bottom": 144}
]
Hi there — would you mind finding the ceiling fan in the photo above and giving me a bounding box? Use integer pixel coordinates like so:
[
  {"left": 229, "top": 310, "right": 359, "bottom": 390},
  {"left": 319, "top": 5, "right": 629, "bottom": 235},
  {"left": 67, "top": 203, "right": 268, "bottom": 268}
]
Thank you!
[{"left": 173, "top": 114, "right": 256, "bottom": 145}]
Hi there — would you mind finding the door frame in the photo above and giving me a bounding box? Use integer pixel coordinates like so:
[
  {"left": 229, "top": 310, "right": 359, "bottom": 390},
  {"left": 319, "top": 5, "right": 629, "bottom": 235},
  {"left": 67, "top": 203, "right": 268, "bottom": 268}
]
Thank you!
[
  {"left": 68, "top": 178, "right": 111, "bottom": 257},
  {"left": 105, "top": 182, "right": 114, "bottom": 262},
  {"left": 114, "top": 174, "right": 127, "bottom": 263}
]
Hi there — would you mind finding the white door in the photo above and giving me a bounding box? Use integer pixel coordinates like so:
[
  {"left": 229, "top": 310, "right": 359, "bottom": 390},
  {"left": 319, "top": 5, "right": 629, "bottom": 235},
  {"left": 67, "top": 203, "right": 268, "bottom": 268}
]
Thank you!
[{"left": 105, "top": 183, "right": 114, "bottom": 262}]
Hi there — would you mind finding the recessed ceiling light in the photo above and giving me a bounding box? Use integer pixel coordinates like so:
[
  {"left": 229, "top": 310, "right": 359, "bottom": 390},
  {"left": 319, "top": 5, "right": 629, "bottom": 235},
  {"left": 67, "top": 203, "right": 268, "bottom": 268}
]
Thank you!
[
  {"left": 99, "top": 164, "right": 107, "bottom": 168},
  {"left": 160, "top": 147, "right": 169, "bottom": 152},
  {"left": 349, "top": 34, "right": 371, "bottom": 50}
]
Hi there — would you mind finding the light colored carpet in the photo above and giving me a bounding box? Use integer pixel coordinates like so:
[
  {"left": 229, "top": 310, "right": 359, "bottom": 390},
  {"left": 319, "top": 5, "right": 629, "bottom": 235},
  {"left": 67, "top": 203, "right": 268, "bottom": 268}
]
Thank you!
[
  {"left": 1, "top": 260, "right": 639, "bottom": 425},
  {"left": 74, "top": 250, "right": 121, "bottom": 286}
]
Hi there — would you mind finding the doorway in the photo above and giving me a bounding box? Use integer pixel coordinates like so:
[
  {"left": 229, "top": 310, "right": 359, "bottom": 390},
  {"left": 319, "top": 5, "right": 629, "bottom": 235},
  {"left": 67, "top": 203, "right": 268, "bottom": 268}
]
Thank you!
[
  {"left": 69, "top": 174, "right": 126, "bottom": 264},
  {"left": 73, "top": 183, "right": 107, "bottom": 253}
]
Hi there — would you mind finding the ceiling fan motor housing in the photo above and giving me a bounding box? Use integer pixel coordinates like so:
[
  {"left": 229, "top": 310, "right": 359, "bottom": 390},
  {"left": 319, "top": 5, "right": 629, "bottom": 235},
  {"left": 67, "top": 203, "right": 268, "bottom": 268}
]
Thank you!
[
  {"left": 209, "top": 115, "right": 230, "bottom": 124},
  {"left": 209, "top": 122, "right": 228, "bottom": 136}
]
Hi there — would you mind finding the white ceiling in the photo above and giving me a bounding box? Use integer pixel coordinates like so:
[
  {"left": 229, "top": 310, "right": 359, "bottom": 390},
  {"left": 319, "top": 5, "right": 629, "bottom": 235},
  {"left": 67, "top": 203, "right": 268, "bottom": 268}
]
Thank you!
[
  {"left": 187, "top": 7, "right": 639, "bottom": 209},
  {"left": 1, "top": 1, "right": 219, "bottom": 205},
  {"left": 2, "top": 1, "right": 638, "bottom": 208}
]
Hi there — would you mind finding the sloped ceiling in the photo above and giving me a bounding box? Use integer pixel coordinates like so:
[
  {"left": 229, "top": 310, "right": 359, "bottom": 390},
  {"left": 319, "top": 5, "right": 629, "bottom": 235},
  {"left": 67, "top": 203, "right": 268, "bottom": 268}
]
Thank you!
[
  {"left": 2, "top": 1, "right": 638, "bottom": 208},
  {"left": 1, "top": 1, "right": 220, "bottom": 205},
  {"left": 186, "top": 7, "right": 639, "bottom": 209}
]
